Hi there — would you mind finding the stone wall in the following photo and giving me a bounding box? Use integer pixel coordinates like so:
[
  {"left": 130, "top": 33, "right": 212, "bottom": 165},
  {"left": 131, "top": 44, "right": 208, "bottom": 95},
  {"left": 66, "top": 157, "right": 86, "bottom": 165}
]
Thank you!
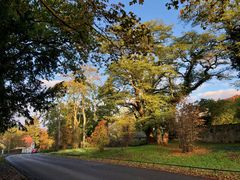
[{"left": 201, "top": 124, "right": 240, "bottom": 143}]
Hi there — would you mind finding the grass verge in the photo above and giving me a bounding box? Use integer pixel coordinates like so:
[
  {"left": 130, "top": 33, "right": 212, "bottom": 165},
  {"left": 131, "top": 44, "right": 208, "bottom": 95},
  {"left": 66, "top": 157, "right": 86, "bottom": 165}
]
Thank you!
[{"left": 51, "top": 143, "right": 240, "bottom": 180}]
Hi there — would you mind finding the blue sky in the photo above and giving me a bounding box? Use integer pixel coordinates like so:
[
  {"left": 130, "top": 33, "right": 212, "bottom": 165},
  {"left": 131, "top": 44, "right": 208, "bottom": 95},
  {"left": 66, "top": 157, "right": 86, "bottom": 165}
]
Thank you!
[{"left": 124, "top": 0, "right": 197, "bottom": 36}]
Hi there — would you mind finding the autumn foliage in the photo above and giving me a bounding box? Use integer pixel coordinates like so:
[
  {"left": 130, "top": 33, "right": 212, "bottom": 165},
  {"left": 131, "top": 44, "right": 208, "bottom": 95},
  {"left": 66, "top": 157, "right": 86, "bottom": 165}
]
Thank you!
[
  {"left": 89, "top": 120, "right": 110, "bottom": 151},
  {"left": 39, "top": 129, "right": 54, "bottom": 150},
  {"left": 22, "top": 135, "right": 33, "bottom": 147},
  {"left": 176, "top": 102, "right": 205, "bottom": 153}
]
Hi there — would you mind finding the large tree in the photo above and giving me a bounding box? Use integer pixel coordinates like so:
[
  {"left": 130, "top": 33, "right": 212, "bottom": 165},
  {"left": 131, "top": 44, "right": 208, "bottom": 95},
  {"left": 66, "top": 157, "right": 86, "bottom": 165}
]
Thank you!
[
  {"left": 104, "top": 22, "right": 229, "bottom": 108},
  {"left": 101, "top": 21, "right": 175, "bottom": 115},
  {"left": 101, "top": 21, "right": 229, "bottom": 143},
  {"left": 45, "top": 66, "right": 99, "bottom": 149},
  {"left": 168, "top": 31, "right": 230, "bottom": 103},
  {"left": 63, "top": 68, "right": 98, "bottom": 148},
  {"left": 100, "top": 21, "right": 177, "bottom": 142},
  {"left": 0, "top": 0, "right": 134, "bottom": 132},
  {"left": 45, "top": 102, "right": 73, "bottom": 149}
]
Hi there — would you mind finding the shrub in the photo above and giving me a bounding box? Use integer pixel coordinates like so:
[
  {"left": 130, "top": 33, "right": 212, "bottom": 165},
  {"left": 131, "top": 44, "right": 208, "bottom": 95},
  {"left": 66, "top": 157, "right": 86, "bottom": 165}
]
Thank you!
[
  {"left": 176, "top": 102, "right": 205, "bottom": 153},
  {"left": 89, "top": 120, "right": 110, "bottom": 151},
  {"left": 39, "top": 129, "right": 54, "bottom": 150},
  {"left": 109, "top": 114, "right": 136, "bottom": 147}
]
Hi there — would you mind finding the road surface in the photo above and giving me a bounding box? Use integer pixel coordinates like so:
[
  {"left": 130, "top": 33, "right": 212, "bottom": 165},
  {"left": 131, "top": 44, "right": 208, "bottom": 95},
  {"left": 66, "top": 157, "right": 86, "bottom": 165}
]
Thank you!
[{"left": 6, "top": 154, "right": 205, "bottom": 180}]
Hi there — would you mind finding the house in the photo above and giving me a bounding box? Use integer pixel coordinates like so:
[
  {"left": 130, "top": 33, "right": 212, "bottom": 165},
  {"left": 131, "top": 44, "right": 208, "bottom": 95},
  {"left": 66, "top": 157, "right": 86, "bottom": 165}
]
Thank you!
[{"left": 21, "top": 142, "right": 35, "bottom": 153}]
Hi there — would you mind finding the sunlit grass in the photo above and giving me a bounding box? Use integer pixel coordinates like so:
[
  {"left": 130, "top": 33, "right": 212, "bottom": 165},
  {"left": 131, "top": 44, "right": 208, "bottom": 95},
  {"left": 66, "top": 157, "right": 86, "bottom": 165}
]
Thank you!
[{"left": 51, "top": 142, "right": 240, "bottom": 171}]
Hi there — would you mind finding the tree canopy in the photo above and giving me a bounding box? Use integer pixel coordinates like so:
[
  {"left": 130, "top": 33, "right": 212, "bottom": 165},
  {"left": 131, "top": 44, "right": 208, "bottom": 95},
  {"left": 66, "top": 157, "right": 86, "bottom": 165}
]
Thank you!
[
  {"left": 0, "top": 0, "right": 136, "bottom": 132},
  {"left": 199, "top": 97, "right": 240, "bottom": 125},
  {"left": 166, "top": 0, "right": 240, "bottom": 72}
]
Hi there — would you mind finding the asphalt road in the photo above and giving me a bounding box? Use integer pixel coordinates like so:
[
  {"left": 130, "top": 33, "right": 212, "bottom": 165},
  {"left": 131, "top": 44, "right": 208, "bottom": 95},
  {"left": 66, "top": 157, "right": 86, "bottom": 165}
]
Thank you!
[{"left": 6, "top": 154, "right": 205, "bottom": 180}]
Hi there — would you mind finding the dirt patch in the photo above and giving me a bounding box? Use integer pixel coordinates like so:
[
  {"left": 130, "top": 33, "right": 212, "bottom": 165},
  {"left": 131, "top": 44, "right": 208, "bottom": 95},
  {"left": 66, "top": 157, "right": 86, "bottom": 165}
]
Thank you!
[{"left": 171, "top": 147, "right": 210, "bottom": 156}]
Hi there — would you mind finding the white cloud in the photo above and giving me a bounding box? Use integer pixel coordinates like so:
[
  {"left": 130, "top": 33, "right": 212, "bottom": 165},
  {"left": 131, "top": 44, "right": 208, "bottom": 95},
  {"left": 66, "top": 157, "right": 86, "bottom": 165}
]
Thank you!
[
  {"left": 200, "top": 89, "right": 240, "bottom": 100},
  {"left": 41, "top": 80, "right": 63, "bottom": 88}
]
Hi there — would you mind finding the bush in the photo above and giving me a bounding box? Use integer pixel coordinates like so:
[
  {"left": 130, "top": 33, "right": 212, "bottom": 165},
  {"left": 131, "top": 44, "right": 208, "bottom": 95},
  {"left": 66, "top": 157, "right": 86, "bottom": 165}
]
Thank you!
[
  {"left": 109, "top": 114, "right": 136, "bottom": 147},
  {"left": 176, "top": 102, "right": 205, "bottom": 153},
  {"left": 89, "top": 120, "right": 110, "bottom": 151}
]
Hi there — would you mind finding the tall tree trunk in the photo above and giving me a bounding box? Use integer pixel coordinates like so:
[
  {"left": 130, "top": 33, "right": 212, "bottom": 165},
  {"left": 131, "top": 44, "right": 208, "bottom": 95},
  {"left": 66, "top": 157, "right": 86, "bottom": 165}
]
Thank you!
[
  {"left": 72, "top": 102, "right": 79, "bottom": 148},
  {"left": 145, "top": 127, "right": 154, "bottom": 144},
  {"left": 57, "top": 116, "right": 61, "bottom": 150},
  {"left": 156, "top": 128, "right": 162, "bottom": 145},
  {"left": 7, "top": 139, "right": 10, "bottom": 153},
  {"left": 93, "top": 97, "right": 97, "bottom": 122},
  {"left": 82, "top": 98, "right": 87, "bottom": 148}
]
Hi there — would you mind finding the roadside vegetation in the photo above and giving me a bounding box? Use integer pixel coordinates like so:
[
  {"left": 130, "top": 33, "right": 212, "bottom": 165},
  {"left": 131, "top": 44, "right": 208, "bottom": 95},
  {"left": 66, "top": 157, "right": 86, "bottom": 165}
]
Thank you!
[
  {"left": 52, "top": 143, "right": 240, "bottom": 171},
  {"left": 51, "top": 143, "right": 240, "bottom": 179}
]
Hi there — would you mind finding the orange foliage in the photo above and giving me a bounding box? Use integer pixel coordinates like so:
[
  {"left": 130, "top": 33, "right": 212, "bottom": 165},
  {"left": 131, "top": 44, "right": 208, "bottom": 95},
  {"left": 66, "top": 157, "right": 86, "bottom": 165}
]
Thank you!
[
  {"left": 39, "top": 129, "right": 54, "bottom": 150},
  {"left": 89, "top": 120, "right": 110, "bottom": 151},
  {"left": 22, "top": 135, "right": 33, "bottom": 147}
]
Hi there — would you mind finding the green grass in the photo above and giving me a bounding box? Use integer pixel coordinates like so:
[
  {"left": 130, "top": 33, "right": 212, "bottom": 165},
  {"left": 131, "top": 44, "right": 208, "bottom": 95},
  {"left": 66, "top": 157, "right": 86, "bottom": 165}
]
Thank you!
[{"left": 51, "top": 142, "right": 240, "bottom": 171}]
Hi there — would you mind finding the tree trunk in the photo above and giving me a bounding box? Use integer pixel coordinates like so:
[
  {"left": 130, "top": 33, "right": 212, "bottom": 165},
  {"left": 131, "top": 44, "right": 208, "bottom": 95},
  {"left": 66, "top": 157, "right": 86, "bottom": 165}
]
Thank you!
[
  {"left": 82, "top": 98, "right": 87, "bottom": 148},
  {"left": 163, "top": 132, "right": 169, "bottom": 145},
  {"left": 8, "top": 139, "right": 10, "bottom": 153},
  {"left": 156, "top": 128, "right": 162, "bottom": 145},
  {"left": 145, "top": 127, "right": 154, "bottom": 144},
  {"left": 157, "top": 128, "right": 169, "bottom": 146},
  {"left": 93, "top": 98, "right": 97, "bottom": 122},
  {"left": 72, "top": 102, "right": 79, "bottom": 148},
  {"left": 57, "top": 116, "right": 61, "bottom": 150}
]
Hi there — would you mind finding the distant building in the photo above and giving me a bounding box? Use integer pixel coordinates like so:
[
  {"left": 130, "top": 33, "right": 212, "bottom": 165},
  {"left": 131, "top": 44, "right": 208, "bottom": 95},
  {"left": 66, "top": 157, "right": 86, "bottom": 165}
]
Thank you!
[
  {"left": 9, "top": 143, "right": 35, "bottom": 154},
  {"left": 21, "top": 142, "right": 35, "bottom": 154}
]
